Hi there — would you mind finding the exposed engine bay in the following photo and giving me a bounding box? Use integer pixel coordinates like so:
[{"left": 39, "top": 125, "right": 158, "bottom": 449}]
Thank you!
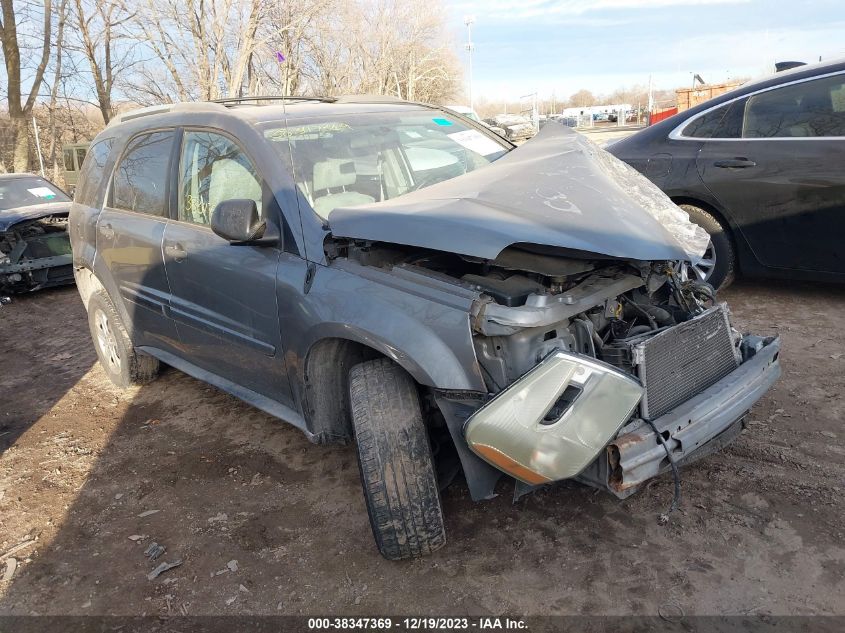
[
  {"left": 335, "top": 240, "right": 730, "bottom": 389},
  {"left": 0, "top": 214, "right": 74, "bottom": 294}
]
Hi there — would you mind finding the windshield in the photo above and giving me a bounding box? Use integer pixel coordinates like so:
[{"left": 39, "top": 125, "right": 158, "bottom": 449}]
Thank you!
[
  {"left": 264, "top": 110, "right": 509, "bottom": 219},
  {"left": 0, "top": 177, "right": 70, "bottom": 211}
]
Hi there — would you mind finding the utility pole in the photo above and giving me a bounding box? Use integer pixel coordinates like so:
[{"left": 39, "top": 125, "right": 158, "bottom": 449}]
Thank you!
[
  {"left": 464, "top": 15, "right": 476, "bottom": 111},
  {"left": 647, "top": 74, "right": 654, "bottom": 119}
]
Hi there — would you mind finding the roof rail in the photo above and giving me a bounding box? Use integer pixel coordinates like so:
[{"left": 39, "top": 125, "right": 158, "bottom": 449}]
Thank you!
[
  {"left": 211, "top": 94, "right": 415, "bottom": 107},
  {"left": 212, "top": 95, "right": 337, "bottom": 106},
  {"left": 332, "top": 94, "right": 408, "bottom": 104},
  {"left": 109, "top": 102, "right": 227, "bottom": 126}
]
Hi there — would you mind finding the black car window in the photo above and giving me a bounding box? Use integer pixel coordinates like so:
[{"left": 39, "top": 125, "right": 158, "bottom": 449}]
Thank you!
[
  {"left": 178, "top": 131, "right": 263, "bottom": 226},
  {"left": 743, "top": 73, "right": 845, "bottom": 138},
  {"left": 681, "top": 99, "right": 744, "bottom": 139},
  {"left": 111, "top": 131, "right": 174, "bottom": 216},
  {"left": 76, "top": 138, "right": 113, "bottom": 208}
]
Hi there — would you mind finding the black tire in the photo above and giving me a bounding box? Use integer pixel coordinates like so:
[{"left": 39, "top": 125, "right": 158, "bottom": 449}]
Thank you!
[
  {"left": 678, "top": 203, "right": 736, "bottom": 290},
  {"left": 87, "top": 290, "right": 159, "bottom": 388},
  {"left": 348, "top": 358, "right": 446, "bottom": 560}
]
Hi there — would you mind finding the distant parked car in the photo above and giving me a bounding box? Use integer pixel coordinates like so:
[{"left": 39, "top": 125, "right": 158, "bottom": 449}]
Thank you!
[
  {"left": 489, "top": 114, "right": 535, "bottom": 141},
  {"left": 0, "top": 173, "right": 74, "bottom": 294},
  {"left": 609, "top": 57, "right": 845, "bottom": 289}
]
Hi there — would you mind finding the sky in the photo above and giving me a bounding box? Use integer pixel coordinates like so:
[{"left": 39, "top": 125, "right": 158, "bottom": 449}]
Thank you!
[{"left": 444, "top": 0, "right": 845, "bottom": 104}]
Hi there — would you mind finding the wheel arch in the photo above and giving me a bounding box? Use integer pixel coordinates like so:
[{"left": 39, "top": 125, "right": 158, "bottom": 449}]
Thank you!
[
  {"left": 301, "top": 336, "right": 385, "bottom": 444},
  {"left": 73, "top": 266, "right": 107, "bottom": 311},
  {"left": 669, "top": 195, "right": 746, "bottom": 273}
]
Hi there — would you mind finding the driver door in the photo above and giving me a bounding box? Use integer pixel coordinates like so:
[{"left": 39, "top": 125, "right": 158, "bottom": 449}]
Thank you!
[{"left": 162, "top": 129, "right": 292, "bottom": 404}]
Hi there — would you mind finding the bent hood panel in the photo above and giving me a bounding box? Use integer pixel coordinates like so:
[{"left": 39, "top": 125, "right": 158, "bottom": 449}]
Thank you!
[
  {"left": 0, "top": 202, "right": 71, "bottom": 233},
  {"left": 328, "top": 123, "right": 710, "bottom": 263}
]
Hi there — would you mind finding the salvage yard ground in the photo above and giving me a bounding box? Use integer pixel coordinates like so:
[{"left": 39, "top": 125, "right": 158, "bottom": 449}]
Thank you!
[{"left": 0, "top": 282, "right": 843, "bottom": 616}]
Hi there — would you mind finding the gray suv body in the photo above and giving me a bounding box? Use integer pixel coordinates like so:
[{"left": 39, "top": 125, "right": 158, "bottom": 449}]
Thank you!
[{"left": 70, "top": 97, "right": 781, "bottom": 560}]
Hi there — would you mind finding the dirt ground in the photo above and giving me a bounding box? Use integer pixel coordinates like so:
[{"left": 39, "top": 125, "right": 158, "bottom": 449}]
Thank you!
[{"left": 0, "top": 280, "right": 843, "bottom": 617}]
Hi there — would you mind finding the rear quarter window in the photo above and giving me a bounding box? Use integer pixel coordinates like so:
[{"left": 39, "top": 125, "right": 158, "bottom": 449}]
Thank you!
[
  {"left": 681, "top": 99, "right": 745, "bottom": 139},
  {"left": 111, "top": 131, "right": 174, "bottom": 216},
  {"left": 76, "top": 138, "right": 113, "bottom": 207}
]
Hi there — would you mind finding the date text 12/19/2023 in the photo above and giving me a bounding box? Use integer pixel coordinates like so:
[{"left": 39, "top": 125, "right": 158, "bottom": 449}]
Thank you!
[{"left": 307, "top": 617, "right": 528, "bottom": 630}]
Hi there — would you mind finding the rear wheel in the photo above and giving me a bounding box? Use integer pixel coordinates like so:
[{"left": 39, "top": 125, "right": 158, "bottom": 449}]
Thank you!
[
  {"left": 678, "top": 203, "right": 736, "bottom": 290},
  {"left": 348, "top": 358, "right": 446, "bottom": 560},
  {"left": 87, "top": 290, "right": 159, "bottom": 388}
]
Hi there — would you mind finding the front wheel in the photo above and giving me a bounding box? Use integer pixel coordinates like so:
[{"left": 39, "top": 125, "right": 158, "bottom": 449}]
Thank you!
[
  {"left": 348, "top": 358, "right": 446, "bottom": 560},
  {"left": 678, "top": 203, "right": 736, "bottom": 290}
]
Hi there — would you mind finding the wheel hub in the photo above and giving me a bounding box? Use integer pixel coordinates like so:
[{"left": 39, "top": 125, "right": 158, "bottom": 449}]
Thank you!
[
  {"left": 679, "top": 239, "right": 716, "bottom": 283},
  {"left": 94, "top": 308, "right": 121, "bottom": 372}
]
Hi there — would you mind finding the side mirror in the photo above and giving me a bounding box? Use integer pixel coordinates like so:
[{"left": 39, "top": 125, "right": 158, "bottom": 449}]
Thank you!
[{"left": 211, "top": 199, "right": 266, "bottom": 243}]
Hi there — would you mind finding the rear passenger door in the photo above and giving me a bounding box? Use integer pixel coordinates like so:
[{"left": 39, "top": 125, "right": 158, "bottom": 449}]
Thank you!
[
  {"left": 96, "top": 130, "right": 180, "bottom": 351},
  {"left": 161, "top": 129, "right": 292, "bottom": 404},
  {"left": 696, "top": 72, "right": 845, "bottom": 273}
]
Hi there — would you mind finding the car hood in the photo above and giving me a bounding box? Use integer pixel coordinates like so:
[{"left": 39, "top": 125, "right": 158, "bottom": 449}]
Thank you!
[
  {"left": 328, "top": 123, "right": 710, "bottom": 264},
  {"left": 0, "top": 202, "right": 71, "bottom": 232}
]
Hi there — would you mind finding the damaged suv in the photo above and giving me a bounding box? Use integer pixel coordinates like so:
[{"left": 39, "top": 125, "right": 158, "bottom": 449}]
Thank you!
[{"left": 70, "top": 97, "right": 781, "bottom": 560}]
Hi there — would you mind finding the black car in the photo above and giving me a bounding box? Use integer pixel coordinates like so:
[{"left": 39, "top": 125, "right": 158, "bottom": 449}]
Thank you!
[
  {"left": 0, "top": 173, "right": 74, "bottom": 295},
  {"left": 609, "top": 58, "right": 845, "bottom": 289}
]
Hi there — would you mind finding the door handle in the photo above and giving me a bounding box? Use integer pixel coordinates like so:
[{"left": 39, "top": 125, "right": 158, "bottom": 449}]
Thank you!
[
  {"left": 98, "top": 223, "right": 115, "bottom": 239},
  {"left": 714, "top": 158, "right": 756, "bottom": 169},
  {"left": 164, "top": 242, "right": 187, "bottom": 262}
]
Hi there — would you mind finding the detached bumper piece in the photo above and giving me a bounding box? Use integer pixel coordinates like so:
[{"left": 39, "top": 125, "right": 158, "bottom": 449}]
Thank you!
[{"left": 464, "top": 351, "right": 644, "bottom": 485}]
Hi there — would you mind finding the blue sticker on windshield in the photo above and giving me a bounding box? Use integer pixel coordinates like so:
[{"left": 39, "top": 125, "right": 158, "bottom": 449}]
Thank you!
[{"left": 432, "top": 118, "right": 453, "bottom": 126}]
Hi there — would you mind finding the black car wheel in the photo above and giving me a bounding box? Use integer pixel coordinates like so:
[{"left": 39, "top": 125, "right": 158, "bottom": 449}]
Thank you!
[
  {"left": 348, "top": 357, "right": 446, "bottom": 560},
  {"left": 87, "top": 290, "right": 160, "bottom": 388},
  {"left": 678, "top": 204, "right": 736, "bottom": 290}
]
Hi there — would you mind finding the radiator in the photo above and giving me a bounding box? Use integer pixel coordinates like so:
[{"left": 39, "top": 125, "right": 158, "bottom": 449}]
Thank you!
[{"left": 635, "top": 305, "right": 739, "bottom": 420}]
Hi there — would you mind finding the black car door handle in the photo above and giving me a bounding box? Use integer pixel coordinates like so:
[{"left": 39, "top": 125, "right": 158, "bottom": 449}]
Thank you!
[
  {"left": 714, "top": 158, "right": 757, "bottom": 169},
  {"left": 164, "top": 242, "right": 187, "bottom": 262}
]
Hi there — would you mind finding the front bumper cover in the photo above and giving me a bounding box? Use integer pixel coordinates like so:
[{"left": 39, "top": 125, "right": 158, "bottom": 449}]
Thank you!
[
  {"left": 578, "top": 335, "right": 781, "bottom": 497},
  {"left": 463, "top": 335, "right": 781, "bottom": 494}
]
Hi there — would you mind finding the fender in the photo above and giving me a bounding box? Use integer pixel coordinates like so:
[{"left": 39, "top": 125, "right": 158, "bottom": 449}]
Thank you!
[{"left": 297, "top": 259, "right": 486, "bottom": 390}]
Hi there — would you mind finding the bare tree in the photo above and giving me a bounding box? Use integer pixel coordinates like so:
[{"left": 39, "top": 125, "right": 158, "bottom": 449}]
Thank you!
[
  {"left": 569, "top": 89, "right": 596, "bottom": 108},
  {"left": 68, "top": 0, "right": 135, "bottom": 124},
  {"left": 0, "top": 0, "right": 52, "bottom": 171},
  {"left": 294, "top": 0, "right": 460, "bottom": 103},
  {"left": 128, "top": 0, "right": 266, "bottom": 102},
  {"left": 46, "top": 0, "right": 68, "bottom": 179}
]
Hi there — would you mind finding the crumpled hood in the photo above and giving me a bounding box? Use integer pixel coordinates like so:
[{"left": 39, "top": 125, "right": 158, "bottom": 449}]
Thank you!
[
  {"left": 328, "top": 123, "right": 710, "bottom": 263},
  {"left": 0, "top": 202, "right": 71, "bottom": 233}
]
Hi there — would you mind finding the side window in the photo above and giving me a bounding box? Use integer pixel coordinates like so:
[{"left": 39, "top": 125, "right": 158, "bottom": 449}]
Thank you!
[
  {"left": 743, "top": 73, "right": 845, "bottom": 138},
  {"left": 681, "top": 99, "right": 744, "bottom": 139},
  {"left": 63, "top": 149, "right": 75, "bottom": 171},
  {"left": 75, "top": 147, "right": 87, "bottom": 169},
  {"left": 112, "top": 131, "right": 174, "bottom": 216},
  {"left": 178, "top": 131, "right": 263, "bottom": 226},
  {"left": 76, "top": 138, "right": 113, "bottom": 207}
]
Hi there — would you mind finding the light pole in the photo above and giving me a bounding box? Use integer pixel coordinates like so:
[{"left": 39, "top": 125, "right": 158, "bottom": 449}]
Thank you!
[{"left": 464, "top": 15, "right": 475, "bottom": 111}]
